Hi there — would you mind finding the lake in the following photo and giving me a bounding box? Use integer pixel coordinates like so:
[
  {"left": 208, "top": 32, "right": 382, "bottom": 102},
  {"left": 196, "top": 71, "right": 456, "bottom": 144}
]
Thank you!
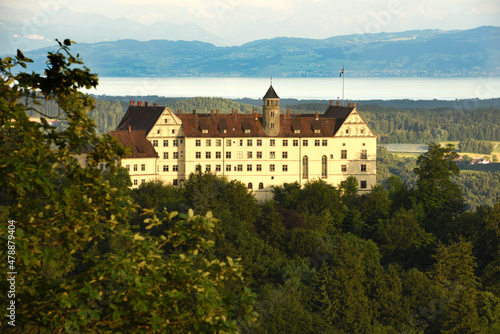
[{"left": 87, "top": 77, "right": 500, "bottom": 101}]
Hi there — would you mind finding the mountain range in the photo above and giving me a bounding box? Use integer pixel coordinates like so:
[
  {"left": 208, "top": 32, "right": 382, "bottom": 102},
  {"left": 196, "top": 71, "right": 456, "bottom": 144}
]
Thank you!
[{"left": 9, "top": 25, "right": 500, "bottom": 78}]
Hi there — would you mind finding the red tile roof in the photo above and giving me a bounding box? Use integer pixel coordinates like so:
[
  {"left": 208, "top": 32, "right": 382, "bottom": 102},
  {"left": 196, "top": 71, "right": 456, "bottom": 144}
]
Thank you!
[{"left": 110, "top": 130, "right": 158, "bottom": 158}]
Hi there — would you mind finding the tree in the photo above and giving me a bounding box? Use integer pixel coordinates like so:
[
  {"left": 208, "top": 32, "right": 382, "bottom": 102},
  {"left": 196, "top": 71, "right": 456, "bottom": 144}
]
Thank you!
[
  {"left": 414, "top": 142, "right": 465, "bottom": 233},
  {"left": 0, "top": 42, "right": 255, "bottom": 332}
]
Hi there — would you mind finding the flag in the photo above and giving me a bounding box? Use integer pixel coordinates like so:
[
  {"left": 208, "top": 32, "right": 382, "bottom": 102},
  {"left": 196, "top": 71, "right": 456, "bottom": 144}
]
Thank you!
[{"left": 339, "top": 67, "right": 344, "bottom": 77}]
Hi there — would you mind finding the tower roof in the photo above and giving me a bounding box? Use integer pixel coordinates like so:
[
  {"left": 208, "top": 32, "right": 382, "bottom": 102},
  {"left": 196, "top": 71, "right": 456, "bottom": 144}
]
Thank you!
[{"left": 263, "top": 85, "right": 279, "bottom": 99}]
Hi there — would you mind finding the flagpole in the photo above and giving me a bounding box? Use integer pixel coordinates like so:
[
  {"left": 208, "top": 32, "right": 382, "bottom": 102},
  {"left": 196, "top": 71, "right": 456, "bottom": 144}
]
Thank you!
[{"left": 342, "top": 66, "right": 344, "bottom": 106}]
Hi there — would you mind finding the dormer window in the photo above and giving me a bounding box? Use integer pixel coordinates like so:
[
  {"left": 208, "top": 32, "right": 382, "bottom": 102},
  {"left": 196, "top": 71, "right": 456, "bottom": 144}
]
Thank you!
[
  {"left": 245, "top": 129, "right": 251, "bottom": 134},
  {"left": 202, "top": 129, "right": 208, "bottom": 134},
  {"left": 314, "top": 129, "right": 320, "bottom": 134},
  {"left": 294, "top": 129, "right": 300, "bottom": 134},
  {"left": 345, "top": 128, "right": 349, "bottom": 134}
]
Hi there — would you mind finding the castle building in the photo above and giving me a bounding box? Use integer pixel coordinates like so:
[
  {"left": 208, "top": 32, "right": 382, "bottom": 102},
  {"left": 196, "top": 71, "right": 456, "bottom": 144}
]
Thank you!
[{"left": 110, "top": 86, "right": 377, "bottom": 202}]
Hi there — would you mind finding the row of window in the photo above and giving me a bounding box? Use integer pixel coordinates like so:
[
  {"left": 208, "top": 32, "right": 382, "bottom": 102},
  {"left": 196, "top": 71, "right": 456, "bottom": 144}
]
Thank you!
[
  {"left": 126, "top": 164, "right": 146, "bottom": 172},
  {"left": 152, "top": 139, "right": 183, "bottom": 147},
  {"left": 185, "top": 150, "right": 368, "bottom": 160}
]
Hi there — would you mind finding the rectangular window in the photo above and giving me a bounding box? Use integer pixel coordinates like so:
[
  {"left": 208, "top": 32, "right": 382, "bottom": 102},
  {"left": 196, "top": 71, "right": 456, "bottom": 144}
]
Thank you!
[
  {"left": 216, "top": 152, "right": 221, "bottom": 159},
  {"left": 361, "top": 150, "right": 367, "bottom": 159},
  {"left": 133, "top": 164, "right": 138, "bottom": 172},
  {"left": 360, "top": 180, "right": 367, "bottom": 189},
  {"left": 322, "top": 139, "right": 328, "bottom": 146},
  {"left": 133, "top": 179, "right": 138, "bottom": 186},
  {"left": 195, "top": 139, "right": 201, "bottom": 147},
  {"left": 173, "top": 152, "right": 179, "bottom": 159},
  {"left": 247, "top": 151, "right": 253, "bottom": 159},
  {"left": 257, "top": 139, "right": 262, "bottom": 146},
  {"left": 126, "top": 164, "right": 130, "bottom": 171},
  {"left": 341, "top": 150, "right": 347, "bottom": 159},
  {"left": 256, "top": 164, "right": 262, "bottom": 171},
  {"left": 226, "top": 152, "right": 231, "bottom": 159},
  {"left": 282, "top": 152, "right": 288, "bottom": 159},
  {"left": 163, "top": 152, "right": 169, "bottom": 159},
  {"left": 270, "top": 151, "right": 275, "bottom": 159},
  {"left": 270, "top": 139, "right": 275, "bottom": 146},
  {"left": 238, "top": 151, "right": 243, "bottom": 159},
  {"left": 173, "top": 139, "right": 179, "bottom": 147},
  {"left": 315, "top": 139, "right": 320, "bottom": 146},
  {"left": 226, "top": 139, "right": 232, "bottom": 147},
  {"left": 271, "top": 123, "right": 275, "bottom": 129},
  {"left": 341, "top": 165, "right": 347, "bottom": 172},
  {"left": 247, "top": 139, "right": 253, "bottom": 146},
  {"left": 152, "top": 140, "right": 158, "bottom": 147},
  {"left": 239, "top": 139, "right": 243, "bottom": 147},
  {"left": 206, "top": 152, "right": 211, "bottom": 159},
  {"left": 361, "top": 164, "right": 367, "bottom": 172},
  {"left": 215, "top": 164, "right": 221, "bottom": 172},
  {"left": 237, "top": 164, "right": 243, "bottom": 171},
  {"left": 257, "top": 152, "right": 262, "bottom": 159},
  {"left": 163, "top": 165, "right": 169, "bottom": 172},
  {"left": 226, "top": 164, "right": 231, "bottom": 172},
  {"left": 270, "top": 164, "right": 275, "bottom": 172},
  {"left": 173, "top": 165, "right": 178, "bottom": 172},
  {"left": 206, "top": 139, "right": 211, "bottom": 147},
  {"left": 216, "top": 139, "right": 222, "bottom": 147},
  {"left": 141, "top": 179, "right": 145, "bottom": 184},
  {"left": 303, "top": 140, "right": 308, "bottom": 147},
  {"left": 247, "top": 164, "right": 252, "bottom": 171},
  {"left": 283, "top": 139, "right": 288, "bottom": 146},
  {"left": 141, "top": 164, "right": 145, "bottom": 171},
  {"left": 163, "top": 140, "right": 169, "bottom": 147},
  {"left": 206, "top": 165, "right": 211, "bottom": 172},
  {"left": 282, "top": 165, "right": 288, "bottom": 172},
  {"left": 173, "top": 179, "right": 178, "bottom": 186},
  {"left": 293, "top": 139, "right": 299, "bottom": 147}
]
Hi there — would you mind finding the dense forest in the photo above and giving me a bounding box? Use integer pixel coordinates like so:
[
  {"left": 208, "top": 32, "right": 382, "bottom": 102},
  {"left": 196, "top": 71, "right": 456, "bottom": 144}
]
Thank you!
[
  {"left": 458, "top": 139, "right": 494, "bottom": 155},
  {"left": 114, "top": 142, "right": 500, "bottom": 333}
]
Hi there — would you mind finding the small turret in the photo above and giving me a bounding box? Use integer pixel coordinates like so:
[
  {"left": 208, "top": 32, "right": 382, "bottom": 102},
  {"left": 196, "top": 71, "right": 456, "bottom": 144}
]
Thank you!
[{"left": 262, "top": 85, "right": 280, "bottom": 136}]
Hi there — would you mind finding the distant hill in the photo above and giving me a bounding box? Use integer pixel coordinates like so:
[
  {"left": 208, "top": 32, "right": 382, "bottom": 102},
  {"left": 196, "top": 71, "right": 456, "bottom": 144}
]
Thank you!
[{"left": 20, "top": 26, "right": 500, "bottom": 78}]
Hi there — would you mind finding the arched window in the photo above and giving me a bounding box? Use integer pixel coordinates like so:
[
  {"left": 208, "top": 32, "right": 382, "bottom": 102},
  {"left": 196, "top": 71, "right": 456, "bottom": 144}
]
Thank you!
[
  {"left": 248, "top": 182, "right": 253, "bottom": 189},
  {"left": 302, "top": 156, "right": 308, "bottom": 179},
  {"left": 322, "top": 155, "right": 327, "bottom": 178},
  {"left": 259, "top": 182, "right": 264, "bottom": 189}
]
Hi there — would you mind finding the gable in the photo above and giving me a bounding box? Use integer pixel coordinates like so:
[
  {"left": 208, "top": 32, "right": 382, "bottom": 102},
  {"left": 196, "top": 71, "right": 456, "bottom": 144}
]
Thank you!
[{"left": 334, "top": 108, "right": 375, "bottom": 137}]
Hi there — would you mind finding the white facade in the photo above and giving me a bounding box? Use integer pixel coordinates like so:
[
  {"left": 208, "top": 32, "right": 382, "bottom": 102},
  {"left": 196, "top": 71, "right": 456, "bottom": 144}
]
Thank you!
[{"left": 113, "top": 89, "right": 377, "bottom": 201}]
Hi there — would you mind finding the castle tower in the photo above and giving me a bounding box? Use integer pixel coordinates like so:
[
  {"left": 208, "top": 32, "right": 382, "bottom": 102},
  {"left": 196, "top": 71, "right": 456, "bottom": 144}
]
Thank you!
[{"left": 262, "top": 85, "right": 280, "bottom": 136}]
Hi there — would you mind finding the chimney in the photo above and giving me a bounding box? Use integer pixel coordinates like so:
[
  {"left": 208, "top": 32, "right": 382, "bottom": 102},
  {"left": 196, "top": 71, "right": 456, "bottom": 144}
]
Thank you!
[
  {"left": 232, "top": 109, "right": 235, "bottom": 116},
  {"left": 216, "top": 109, "right": 219, "bottom": 115},
  {"left": 336, "top": 100, "right": 340, "bottom": 106},
  {"left": 138, "top": 101, "right": 143, "bottom": 107},
  {"left": 210, "top": 109, "right": 214, "bottom": 115},
  {"left": 154, "top": 103, "right": 158, "bottom": 107},
  {"left": 193, "top": 110, "right": 198, "bottom": 118},
  {"left": 287, "top": 109, "right": 290, "bottom": 116},
  {"left": 178, "top": 109, "right": 181, "bottom": 115},
  {"left": 315, "top": 112, "right": 319, "bottom": 120},
  {"left": 130, "top": 100, "right": 136, "bottom": 106},
  {"left": 128, "top": 125, "right": 131, "bottom": 133},
  {"left": 145, "top": 101, "right": 149, "bottom": 107},
  {"left": 354, "top": 103, "right": 357, "bottom": 108},
  {"left": 348, "top": 102, "right": 352, "bottom": 108},
  {"left": 330, "top": 100, "right": 333, "bottom": 106}
]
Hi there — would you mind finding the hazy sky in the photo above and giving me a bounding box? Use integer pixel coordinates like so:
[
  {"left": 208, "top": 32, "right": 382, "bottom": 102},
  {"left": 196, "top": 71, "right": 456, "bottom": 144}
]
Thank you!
[{"left": 2, "top": 0, "right": 499, "bottom": 44}]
